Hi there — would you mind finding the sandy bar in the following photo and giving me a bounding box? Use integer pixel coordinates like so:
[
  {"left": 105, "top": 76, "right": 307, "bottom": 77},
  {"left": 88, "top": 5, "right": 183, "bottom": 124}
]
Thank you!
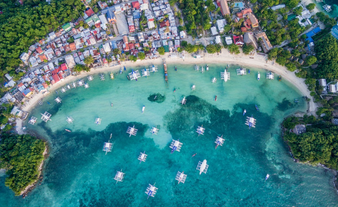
[{"left": 21, "top": 49, "right": 316, "bottom": 114}]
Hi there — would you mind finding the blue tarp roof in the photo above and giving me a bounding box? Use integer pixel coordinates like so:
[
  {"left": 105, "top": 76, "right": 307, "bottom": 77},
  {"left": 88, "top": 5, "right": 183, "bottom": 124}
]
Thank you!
[
  {"left": 306, "top": 27, "right": 321, "bottom": 43},
  {"left": 133, "top": 11, "right": 141, "bottom": 19}
]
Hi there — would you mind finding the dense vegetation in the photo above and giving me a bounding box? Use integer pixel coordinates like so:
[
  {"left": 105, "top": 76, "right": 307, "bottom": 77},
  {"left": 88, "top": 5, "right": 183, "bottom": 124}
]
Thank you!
[
  {"left": 0, "top": 0, "right": 85, "bottom": 81},
  {"left": 315, "top": 35, "right": 338, "bottom": 80},
  {"left": 0, "top": 134, "right": 46, "bottom": 195},
  {"left": 283, "top": 117, "right": 338, "bottom": 170}
]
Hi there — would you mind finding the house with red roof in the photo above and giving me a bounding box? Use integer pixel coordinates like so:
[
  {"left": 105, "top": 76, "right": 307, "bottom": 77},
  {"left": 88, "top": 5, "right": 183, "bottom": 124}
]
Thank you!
[
  {"left": 237, "top": 8, "right": 252, "bottom": 18},
  {"left": 61, "top": 63, "right": 68, "bottom": 71},
  {"left": 129, "top": 25, "right": 135, "bottom": 33},
  {"left": 233, "top": 35, "right": 244, "bottom": 46},
  {"left": 85, "top": 8, "right": 95, "bottom": 17},
  {"left": 52, "top": 74, "right": 60, "bottom": 83},
  {"left": 42, "top": 82, "right": 48, "bottom": 88},
  {"left": 36, "top": 46, "right": 43, "bottom": 54},
  {"left": 160, "top": 20, "right": 170, "bottom": 28},
  {"left": 69, "top": 43, "right": 76, "bottom": 51},
  {"left": 132, "top": 1, "right": 140, "bottom": 9},
  {"left": 58, "top": 72, "right": 64, "bottom": 80}
]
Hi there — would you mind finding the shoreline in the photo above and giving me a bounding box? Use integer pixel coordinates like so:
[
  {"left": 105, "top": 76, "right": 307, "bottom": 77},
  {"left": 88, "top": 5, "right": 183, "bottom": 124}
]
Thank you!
[{"left": 21, "top": 49, "right": 317, "bottom": 115}]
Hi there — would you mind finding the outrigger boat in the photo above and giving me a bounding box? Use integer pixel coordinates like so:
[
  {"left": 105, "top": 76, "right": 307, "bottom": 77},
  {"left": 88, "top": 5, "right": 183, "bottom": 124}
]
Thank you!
[
  {"left": 55, "top": 97, "right": 62, "bottom": 103},
  {"left": 127, "top": 69, "right": 141, "bottom": 81},
  {"left": 255, "top": 105, "right": 259, "bottom": 111},
  {"left": 257, "top": 72, "right": 260, "bottom": 80},
  {"left": 145, "top": 183, "right": 158, "bottom": 199},
  {"left": 88, "top": 75, "right": 94, "bottom": 81},
  {"left": 221, "top": 69, "right": 230, "bottom": 82},
  {"left": 103, "top": 133, "right": 113, "bottom": 155},
  {"left": 196, "top": 125, "right": 205, "bottom": 136},
  {"left": 266, "top": 72, "right": 274, "bottom": 80},
  {"left": 28, "top": 116, "right": 37, "bottom": 125},
  {"left": 84, "top": 83, "right": 89, "bottom": 88},
  {"left": 126, "top": 125, "right": 138, "bottom": 137},
  {"left": 41, "top": 111, "right": 52, "bottom": 122},
  {"left": 67, "top": 85, "right": 71, "bottom": 89},
  {"left": 245, "top": 116, "right": 256, "bottom": 129},
  {"left": 72, "top": 82, "right": 77, "bottom": 88},
  {"left": 142, "top": 105, "right": 145, "bottom": 113},
  {"left": 110, "top": 72, "right": 114, "bottom": 79},
  {"left": 175, "top": 171, "right": 187, "bottom": 184},
  {"left": 196, "top": 159, "right": 209, "bottom": 175},
  {"left": 170, "top": 139, "right": 183, "bottom": 153},
  {"left": 181, "top": 96, "right": 187, "bottom": 105},
  {"left": 142, "top": 68, "right": 150, "bottom": 77},
  {"left": 61, "top": 87, "right": 66, "bottom": 93},
  {"left": 78, "top": 79, "right": 84, "bottom": 86},
  {"left": 66, "top": 116, "right": 74, "bottom": 124},
  {"left": 265, "top": 174, "right": 270, "bottom": 181},
  {"left": 150, "top": 127, "right": 159, "bottom": 135},
  {"left": 236, "top": 68, "right": 246, "bottom": 76},
  {"left": 215, "top": 135, "right": 225, "bottom": 149},
  {"left": 191, "top": 85, "right": 196, "bottom": 90},
  {"left": 114, "top": 170, "right": 125, "bottom": 183},
  {"left": 138, "top": 151, "right": 147, "bottom": 163},
  {"left": 95, "top": 118, "right": 101, "bottom": 125},
  {"left": 65, "top": 129, "right": 71, "bottom": 133},
  {"left": 100, "top": 73, "right": 105, "bottom": 81},
  {"left": 212, "top": 77, "right": 217, "bottom": 83},
  {"left": 243, "top": 109, "right": 246, "bottom": 116},
  {"left": 206, "top": 65, "right": 209, "bottom": 71},
  {"left": 150, "top": 65, "right": 158, "bottom": 73}
]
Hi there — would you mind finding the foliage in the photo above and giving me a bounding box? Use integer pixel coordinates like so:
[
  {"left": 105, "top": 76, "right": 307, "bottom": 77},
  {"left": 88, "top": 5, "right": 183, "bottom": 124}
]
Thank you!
[
  {"left": 113, "top": 48, "right": 121, "bottom": 55},
  {"left": 242, "top": 44, "right": 255, "bottom": 55},
  {"left": 0, "top": 0, "right": 85, "bottom": 78},
  {"left": 293, "top": 6, "right": 303, "bottom": 16},
  {"left": 286, "top": 0, "right": 300, "bottom": 9},
  {"left": 129, "top": 55, "right": 137, "bottom": 62},
  {"left": 206, "top": 44, "right": 217, "bottom": 54},
  {"left": 305, "top": 78, "right": 316, "bottom": 91},
  {"left": 74, "top": 64, "right": 90, "bottom": 72},
  {"left": 283, "top": 116, "right": 299, "bottom": 129},
  {"left": 316, "top": 12, "right": 336, "bottom": 27},
  {"left": 158, "top": 47, "right": 165, "bottom": 55},
  {"left": 0, "top": 134, "right": 45, "bottom": 195},
  {"left": 306, "top": 3, "right": 316, "bottom": 11},
  {"left": 315, "top": 35, "right": 338, "bottom": 79},
  {"left": 184, "top": 44, "right": 199, "bottom": 53},
  {"left": 138, "top": 52, "right": 145, "bottom": 60},
  {"left": 0, "top": 115, "right": 8, "bottom": 124},
  {"left": 228, "top": 44, "right": 240, "bottom": 54},
  {"left": 286, "top": 62, "right": 297, "bottom": 71},
  {"left": 84, "top": 56, "right": 94, "bottom": 66},
  {"left": 305, "top": 56, "right": 317, "bottom": 66}
]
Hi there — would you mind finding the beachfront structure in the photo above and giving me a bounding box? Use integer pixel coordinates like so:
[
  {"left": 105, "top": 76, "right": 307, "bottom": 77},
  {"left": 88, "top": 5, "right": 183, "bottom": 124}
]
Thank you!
[
  {"left": 266, "top": 72, "right": 274, "bottom": 80},
  {"left": 55, "top": 97, "right": 62, "bottom": 103},
  {"left": 114, "top": 170, "right": 125, "bottom": 183},
  {"left": 175, "top": 171, "right": 187, "bottom": 184},
  {"left": 66, "top": 116, "right": 74, "bottom": 124},
  {"left": 151, "top": 126, "right": 159, "bottom": 135},
  {"left": 88, "top": 75, "right": 94, "bottom": 81},
  {"left": 127, "top": 125, "right": 138, "bottom": 137},
  {"left": 28, "top": 116, "right": 37, "bottom": 125},
  {"left": 170, "top": 139, "right": 183, "bottom": 153},
  {"left": 95, "top": 118, "right": 101, "bottom": 125},
  {"left": 236, "top": 68, "right": 247, "bottom": 76},
  {"left": 150, "top": 65, "right": 158, "bottom": 73},
  {"left": 128, "top": 70, "right": 141, "bottom": 81},
  {"left": 181, "top": 96, "right": 187, "bottom": 105},
  {"left": 196, "top": 159, "right": 209, "bottom": 175},
  {"left": 221, "top": 69, "right": 230, "bottom": 82},
  {"left": 245, "top": 116, "right": 256, "bottom": 129},
  {"left": 196, "top": 125, "right": 205, "bottom": 135},
  {"left": 215, "top": 135, "right": 225, "bottom": 149},
  {"left": 145, "top": 183, "right": 158, "bottom": 198},
  {"left": 142, "top": 68, "right": 150, "bottom": 77},
  {"left": 138, "top": 151, "right": 147, "bottom": 162},
  {"left": 41, "top": 111, "right": 52, "bottom": 122}
]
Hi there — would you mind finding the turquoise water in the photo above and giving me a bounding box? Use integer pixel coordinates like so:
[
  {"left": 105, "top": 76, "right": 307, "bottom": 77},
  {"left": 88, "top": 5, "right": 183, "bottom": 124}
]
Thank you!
[{"left": 1, "top": 64, "right": 338, "bottom": 206}]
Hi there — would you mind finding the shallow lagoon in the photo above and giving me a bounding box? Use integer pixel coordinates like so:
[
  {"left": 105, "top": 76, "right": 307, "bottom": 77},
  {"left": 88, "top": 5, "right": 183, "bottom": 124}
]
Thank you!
[{"left": 1, "top": 64, "right": 338, "bottom": 206}]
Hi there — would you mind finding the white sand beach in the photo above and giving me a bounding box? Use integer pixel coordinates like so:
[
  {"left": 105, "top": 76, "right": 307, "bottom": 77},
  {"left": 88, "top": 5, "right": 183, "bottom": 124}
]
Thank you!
[{"left": 21, "top": 49, "right": 316, "bottom": 116}]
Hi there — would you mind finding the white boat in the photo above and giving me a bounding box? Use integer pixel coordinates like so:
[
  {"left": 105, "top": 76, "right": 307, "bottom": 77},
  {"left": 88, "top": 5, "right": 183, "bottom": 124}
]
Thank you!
[
  {"left": 243, "top": 109, "right": 246, "bottom": 116},
  {"left": 221, "top": 69, "right": 230, "bottom": 82},
  {"left": 78, "top": 80, "right": 84, "bottom": 86},
  {"left": 88, "top": 75, "right": 94, "bottom": 81},
  {"left": 151, "top": 127, "right": 159, "bottom": 135},
  {"left": 138, "top": 151, "right": 147, "bottom": 162},
  {"left": 245, "top": 116, "right": 256, "bottom": 129},
  {"left": 215, "top": 135, "right": 225, "bottom": 149},
  {"left": 212, "top": 77, "right": 217, "bottom": 83},
  {"left": 181, "top": 96, "right": 186, "bottom": 105},
  {"left": 142, "top": 68, "right": 150, "bottom": 77},
  {"left": 100, "top": 73, "right": 105, "bottom": 81},
  {"left": 142, "top": 105, "right": 145, "bottom": 113},
  {"left": 266, "top": 72, "right": 274, "bottom": 80},
  {"left": 236, "top": 68, "right": 246, "bottom": 76},
  {"left": 195, "top": 65, "right": 199, "bottom": 71},
  {"left": 95, "top": 118, "right": 101, "bottom": 125},
  {"left": 150, "top": 65, "right": 158, "bottom": 73},
  {"left": 127, "top": 125, "right": 138, "bottom": 137},
  {"left": 28, "top": 116, "right": 37, "bottom": 125},
  {"left": 201, "top": 66, "right": 204, "bottom": 73},
  {"left": 61, "top": 87, "right": 66, "bottom": 93},
  {"left": 84, "top": 83, "right": 89, "bottom": 88},
  {"left": 145, "top": 183, "right": 158, "bottom": 199},
  {"left": 110, "top": 72, "right": 114, "bottom": 79},
  {"left": 41, "top": 111, "right": 52, "bottom": 122},
  {"left": 206, "top": 65, "right": 209, "bottom": 71},
  {"left": 196, "top": 159, "right": 209, "bottom": 175},
  {"left": 175, "top": 171, "right": 187, "bottom": 184},
  {"left": 257, "top": 72, "right": 260, "bottom": 80},
  {"left": 72, "top": 82, "right": 77, "bottom": 88},
  {"left": 265, "top": 174, "right": 270, "bottom": 181},
  {"left": 66, "top": 116, "right": 74, "bottom": 124},
  {"left": 128, "top": 70, "right": 141, "bottom": 81},
  {"left": 67, "top": 85, "right": 71, "bottom": 89},
  {"left": 170, "top": 139, "right": 183, "bottom": 153},
  {"left": 196, "top": 125, "right": 205, "bottom": 135},
  {"left": 191, "top": 85, "right": 196, "bottom": 90},
  {"left": 114, "top": 170, "right": 125, "bottom": 183},
  {"left": 55, "top": 97, "right": 62, "bottom": 103}
]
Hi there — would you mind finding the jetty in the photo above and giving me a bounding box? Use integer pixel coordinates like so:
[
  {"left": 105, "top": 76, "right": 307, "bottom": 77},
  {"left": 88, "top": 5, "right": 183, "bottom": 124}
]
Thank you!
[
  {"left": 114, "top": 170, "right": 125, "bottom": 183},
  {"left": 150, "top": 127, "right": 159, "bottom": 135},
  {"left": 55, "top": 97, "right": 62, "bottom": 103},
  {"left": 126, "top": 125, "right": 138, "bottom": 137},
  {"left": 150, "top": 64, "right": 158, "bottom": 73},
  {"left": 170, "top": 139, "right": 183, "bottom": 153},
  {"left": 164, "top": 60, "right": 168, "bottom": 83},
  {"left": 41, "top": 111, "right": 52, "bottom": 122},
  {"left": 103, "top": 133, "right": 113, "bottom": 155},
  {"left": 28, "top": 116, "right": 37, "bottom": 125},
  {"left": 215, "top": 135, "right": 225, "bottom": 149},
  {"left": 138, "top": 151, "right": 147, "bottom": 163},
  {"left": 175, "top": 171, "right": 187, "bottom": 184},
  {"left": 266, "top": 72, "right": 274, "bottom": 80},
  {"left": 221, "top": 69, "right": 230, "bottom": 82},
  {"left": 245, "top": 116, "right": 256, "bottom": 129},
  {"left": 236, "top": 68, "right": 247, "bottom": 76},
  {"left": 66, "top": 116, "right": 74, "bottom": 124},
  {"left": 196, "top": 125, "right": 205, "bottom": 136},
  {"left": 145, "top": 183, "right": 158, "bottom": 199},
  {"left": 142, "top": 68, "right": 150, "bottom": 77},
  {"left": 196, "top": 159, "right": 209, "bottom": 175},
  {"left": 127, "top": 70, "right": 141, "bottom": 81}
]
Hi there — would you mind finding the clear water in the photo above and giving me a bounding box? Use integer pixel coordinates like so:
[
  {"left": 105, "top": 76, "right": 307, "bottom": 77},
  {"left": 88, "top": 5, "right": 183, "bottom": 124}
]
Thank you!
[{"left": 1, "top": 64, "right": 338, "bottom": 206}]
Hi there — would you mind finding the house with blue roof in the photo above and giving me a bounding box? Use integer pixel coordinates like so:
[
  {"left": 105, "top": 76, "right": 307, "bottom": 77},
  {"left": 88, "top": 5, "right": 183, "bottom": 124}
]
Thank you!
[
  {"left": 331, "top": 24, "right": 338, "bottom": 40},
  {"left": 306, "top": 27, "right": 321, "bottom": 43}
]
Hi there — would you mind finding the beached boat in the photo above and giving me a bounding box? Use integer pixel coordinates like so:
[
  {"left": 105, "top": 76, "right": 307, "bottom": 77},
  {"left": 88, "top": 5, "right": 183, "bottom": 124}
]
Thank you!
[
  {"left": 196, "top": 125, "right": 205, "bottom": 136},
  {"left": 196, "top": 159, "right": 209, "bottom": 175},
  {"left": 181, "top": 96, "right": 187, "bottom": 105},
  {"left": 257, "top": 72, "right": 260, "bottom": 80},
  {"left": 150, "top": 127, "right": 159, "bottom": 135},
  {"left": 221, "top": 69, "right": 230, "bottom": 82},
  {"left": 145, "top": 183, "right": 158, "bottom": 199},
  {"left": 170, "top": 139, "right": 183, "bottom": 153},
  {"left": 175, "top": 171, "right": 187, "bottom": 184},
  {"left": 95, "top": 118, "right": 101, "bottom": 125},
  {"left": 88, "top": 75, "right": 94, "bottom": 81},
  {"left": 138, "top": 151, "right": 147, "bottom": 163},
  {"left": 114, "top": 170, "right": 125, "bottom": 183},
  {"left": 127, "top": 125, "right": 138, "bottom": 137},
  {"left": 245, "top": 116, "right": 256, "bottom": 129},
  {"left": 212, "top": 77, "right": 217, "bottom": 83},
  {"left": 215, "top": 135, "right": 225, "bottom": 149},
  {"left": 55, "top": 97, "right": 62, "bottom": 103},
  {"left": 28, "top": 116, "right": 37, "bottom": 125},
  {"left": 128, "top": 70, "right": 141, "bottom": 81}
]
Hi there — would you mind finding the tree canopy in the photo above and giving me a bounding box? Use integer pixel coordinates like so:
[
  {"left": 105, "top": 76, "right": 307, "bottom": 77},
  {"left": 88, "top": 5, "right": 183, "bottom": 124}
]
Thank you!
[
  {"left": 138, "top": 52, "right": 145, "bottom": 60},
  {"left": 157, "top": 47, "right": 165, "bottom": 55},
  {"left": 228, "top": 44, "right": 240, "bottom": 54},
  {"left": 315, "top": 35, "right": 338, "bottom": 79},
  {"left": 0, "top": 134, "right": 45, "bottom": 195},
  {"left": 242, "top": 44, "right": 255, "bottom": 55},
  {"left": 306, "top": 3, "right": 316, "bottom": 11}
]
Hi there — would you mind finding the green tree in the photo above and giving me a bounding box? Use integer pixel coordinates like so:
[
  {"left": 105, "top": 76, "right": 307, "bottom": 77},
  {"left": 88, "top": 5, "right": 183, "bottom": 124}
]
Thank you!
[
  {"left": 158, "top": 47, "right": 165, "bottom": 55},
  {"left": 138, "top": 52, "right": 145, "bottom": 60},
  {"left": 113, "top": 48, "right": 121, "bottom": 55},
  {"left": 129, "top": 55, "right": 137, "bottom": 62},
  {"left": 84, "top": 56, "right": 94, "bottom": 66},
  {"left": 286, "top": 62, "right": 297, "bottom": 71},
  {"left": 242, "top": 44, "right": 255, "bottom": 55},
  {"left": 306, "top": 3, "right": 316, "bottom": 11},
  {"left": 0, "top": 115, "right": 8, "bottom": 124},
  {"left": 228, "top": 44, "right": 240, "bottom": 54},
  {"left": 206, "top": 44, "right": 217, "bottom": 54},
  {"left": 305, "top": 56, "right": 317, "bottom": 66},
  {"left": 293, "top": 6, "right": 303, "bottom": 16},
  {"left": 74, "top": 64, "right": 90, "bottom": 72}
]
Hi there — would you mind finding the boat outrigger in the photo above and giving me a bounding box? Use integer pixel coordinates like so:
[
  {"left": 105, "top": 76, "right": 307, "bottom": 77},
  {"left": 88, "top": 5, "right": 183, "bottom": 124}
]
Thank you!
[
  {"left": 181, "top": 96, "right": 187, "bottom": 105},
  {"left": 170, "top": 139, "right": 183, "bottom": 153},
  {"left": 196, "top": 125, "right": 205, "bottom": 136},
  {"left": 95, "top": 118, "right": 101, "bottom": 125},
  {"left": 28, "top": 116, "right": 37, "bottom": 125},
  {"left": 206, "top": 65, "right": 209, "bottom": 71},
  {"left": 55, "top": 97, "right": 62, "bottom": 103},
  {"left": 215, "top": 135, "right": 225, "bottom": 149},
  {"left": 245, "top": 116, "right": 256, "bottom": 129},
  {"left": 114, "top": 170, "right": 125, "bottom": 183},
  {"left": 103, "top": 133, "right": 113, "bottom": 155},
  {"left": 196, "top": 159, "right": 209, "bottom": 175},
  {"left": 175, "top": 171, "right": 187, "bottom": 184},
  {"left": 138, "top": 151, "right": 147, "bottom": 163},
  {"left": 150, "top": 127, "right": 159, "bottom": 135},
  {"left": 127, "top": 125, "right": 138, "bottom": 137},
  {"left": 127, "top": 69, "right": 141, "bottom": 81},
  {"left": 145, "top": 183, "right": 158, "bottom": 199},
  {"left": 41, "top": 111, "right": 52, "bottom": 122}
]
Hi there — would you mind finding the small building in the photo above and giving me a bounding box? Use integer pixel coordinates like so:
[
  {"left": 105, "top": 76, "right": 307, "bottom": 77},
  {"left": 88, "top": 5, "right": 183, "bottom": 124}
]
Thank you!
[
  {"left": 293, "top": 124, "right": 306, "bottom": 135},
  {"left": 271, "top": 4, "right": 285, "bottom": 11},
  {"left": 329, "top": 84, "right": 336, "bottom": 93},
  {"left": 217, "top": 0, "right": 230, "bottom": 16},
  {"left": 255, "top": 32, "right": 272, "bottom": 53},
  {"left": 215, "top": 35, "right": 221, "bottom": 44},
  {"left": 85, "top": 8, "right": 95, "bottom": 17},
  {"left": 62, "top": 23, "right": 73, "bottom": 32},
  {"left": 225, "top": 36, "right": 232, "bottom": 45},
  {"left": 233, "top": 35, "right": 244, "bottom": 46},
  {"left": 211, "top": 26, "right": 218, "bottom": 36},
  {"left": 244, "top": 32, "right": 258, "bottom": 49},
  {"left": 216, "top": 19, "right": 226, "bottom": 33},
  {"left": 318, "top": 79, "right": 327, "bottom": 91},
  {"left": 331, "top": 24, "right": 338, "bottom": 40}
]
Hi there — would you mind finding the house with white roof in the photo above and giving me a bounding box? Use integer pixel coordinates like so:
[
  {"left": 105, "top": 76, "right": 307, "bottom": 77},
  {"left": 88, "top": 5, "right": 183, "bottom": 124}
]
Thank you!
[
  {"left": 216, "top": 19, "right": 226, "bottom": 33},
  {"left": 99, "top": 14, "right": 108, "bottom": 30},
  {"left": 225, "top": 36, "right": 233, "bottom": 45},
  {"left": 211, "top": 26, "right": 218, "bottom": 36}
]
